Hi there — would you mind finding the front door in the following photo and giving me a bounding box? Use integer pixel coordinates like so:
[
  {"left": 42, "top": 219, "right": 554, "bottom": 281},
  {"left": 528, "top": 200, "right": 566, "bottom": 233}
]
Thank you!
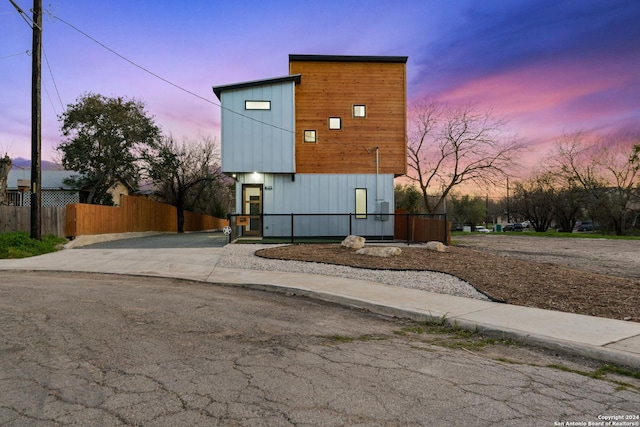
[{"left": 242, "top": 184, "right": 262, "bottom": 236}]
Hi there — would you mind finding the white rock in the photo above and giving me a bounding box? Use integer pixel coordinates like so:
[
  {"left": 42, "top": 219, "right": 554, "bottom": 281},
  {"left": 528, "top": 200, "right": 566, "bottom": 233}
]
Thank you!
[
  {"left": 356, "top": 247, "right": 402, "bottom": 257},
  {"left": 341, "top": 235, "right": 366, "bottom": 249},
  {"left": 426, "top": 241, "right": 447, "bottom": 252}
]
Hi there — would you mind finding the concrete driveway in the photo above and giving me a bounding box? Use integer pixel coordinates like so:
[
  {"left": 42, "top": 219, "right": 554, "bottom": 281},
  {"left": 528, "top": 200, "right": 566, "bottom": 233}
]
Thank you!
[{"left": 2, "top": 271, "right": 638, "bottom": 426}]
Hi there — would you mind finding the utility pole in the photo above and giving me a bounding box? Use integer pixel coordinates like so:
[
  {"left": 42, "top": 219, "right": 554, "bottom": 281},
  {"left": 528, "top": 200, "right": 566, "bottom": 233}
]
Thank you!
[
  {"left": 506, "top": 176, "right": 510, "bottom": 224},
  {"left": 30, "top": 0, "right": 42, "bottom": 240}
]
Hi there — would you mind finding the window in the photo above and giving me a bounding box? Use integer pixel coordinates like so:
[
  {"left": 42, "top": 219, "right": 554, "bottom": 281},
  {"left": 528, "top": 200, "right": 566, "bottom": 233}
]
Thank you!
[
  {"left": 353, "top": 105, "right": 366, "bottom": 117},
  {"left": 355, "top": 188, "right": 367, "bottom": 219},
  {"left": 303, "top": 130, "right": 317, "bottom": 143},
  {"left": 245, "top": 100, "right": 271, "bottom": 110},
  {"left": 328, "top": 117, "right": 341, "bottom": 130}
]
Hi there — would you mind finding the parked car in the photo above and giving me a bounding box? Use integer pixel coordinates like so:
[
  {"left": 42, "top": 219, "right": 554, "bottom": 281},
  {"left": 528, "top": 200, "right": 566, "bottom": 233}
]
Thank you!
[
  {"left": 503, "top": 224, "right": 514, "bottom": 232},
  {"left": 513, "top": 223, "right": 524, "bottom": 231},
  {"left": 475, "top": 226, "right": 491, "bottom": 233},
  {"left": 576, "top": 221, "right": 599, "bottom": 232}
]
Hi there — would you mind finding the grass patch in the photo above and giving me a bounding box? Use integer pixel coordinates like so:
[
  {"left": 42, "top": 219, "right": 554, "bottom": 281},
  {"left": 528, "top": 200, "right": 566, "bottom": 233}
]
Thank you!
[
  {"left": 452, "top": 230, "right": 640, "bottom": 240},
  {"left": 595, "top": 364, "right": 640, "bottom": 380},
  {"left": 393, "top": 318, "right": 516, "bottom": 350},
  {"left": 496, "top": 357, "right": 523, "bottom": 365},
  {"left": 321, "top": 334, "right": 387, "bottom": 343},
  {"left": 393, "top": 315, "right": 449, "bottom": 336},
  {"left": 0, "top": 232, "right": 66, "bottom": 259},
  {"left": 547, "top": 363, "right": 640, "bottom": 391}
]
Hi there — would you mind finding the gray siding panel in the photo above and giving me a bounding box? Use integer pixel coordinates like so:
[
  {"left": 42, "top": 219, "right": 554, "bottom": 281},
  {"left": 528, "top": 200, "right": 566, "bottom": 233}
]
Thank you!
[
  {"left": 221, "top": 82, "right": 295, "bottom": 173},
  {"left": 263, "top": 173, "right": 395, "bottom": 238}
]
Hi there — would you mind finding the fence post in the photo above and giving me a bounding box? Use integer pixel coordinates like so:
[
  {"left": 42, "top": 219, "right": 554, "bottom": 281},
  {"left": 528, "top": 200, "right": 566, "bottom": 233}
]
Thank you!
[
  {"left": 406, "top": 214, "right": 410, "bottom": 245},
  {"left": 443, "top": 214, "right": 448, "bottom": 245},
  {"left": 290, "top": 213, "right": 294, "bottom": 243}
]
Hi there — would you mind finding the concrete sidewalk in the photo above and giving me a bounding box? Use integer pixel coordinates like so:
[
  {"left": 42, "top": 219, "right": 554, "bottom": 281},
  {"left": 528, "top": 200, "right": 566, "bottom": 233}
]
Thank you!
[{"left": 1, "top": 239, "right": 639, "bottom": 369}]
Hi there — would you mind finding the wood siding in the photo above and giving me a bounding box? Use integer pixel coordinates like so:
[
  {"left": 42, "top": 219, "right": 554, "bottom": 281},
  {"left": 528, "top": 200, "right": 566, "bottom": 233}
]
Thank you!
[{"left": 290, "top": 60, "right": 407, "bottom": 176}]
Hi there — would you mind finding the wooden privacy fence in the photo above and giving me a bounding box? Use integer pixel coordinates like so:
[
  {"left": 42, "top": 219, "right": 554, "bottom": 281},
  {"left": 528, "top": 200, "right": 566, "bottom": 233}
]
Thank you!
[
  {"left": 0, "top": 206, "right": 66, "bottom": 237},
  {"left": 66, "top": 195, "right": 228, "bottom": 237},
  {"left": 183, "top": 210, "right": 229, "bottom": 232},
  {"left": 394, "top": 211, "right": 451, "bottom": 245}
]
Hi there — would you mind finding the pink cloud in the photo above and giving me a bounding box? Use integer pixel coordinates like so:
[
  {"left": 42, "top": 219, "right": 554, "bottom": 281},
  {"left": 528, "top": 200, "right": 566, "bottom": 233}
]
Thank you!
[{"left": 429, "top": 54, "right": 639, "bottom": 151}]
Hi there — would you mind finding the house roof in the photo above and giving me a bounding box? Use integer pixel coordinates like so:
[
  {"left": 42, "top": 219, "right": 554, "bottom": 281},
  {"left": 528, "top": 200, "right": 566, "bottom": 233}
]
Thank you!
[
  {"left": 289, "top": 54, "right": 408, "bottom": 63},
  {"left": 212, "top": 74, "right": 302, "bottom": 100},
  {"left": 7, "top": 170, "right": 81, "bottom": 190}
]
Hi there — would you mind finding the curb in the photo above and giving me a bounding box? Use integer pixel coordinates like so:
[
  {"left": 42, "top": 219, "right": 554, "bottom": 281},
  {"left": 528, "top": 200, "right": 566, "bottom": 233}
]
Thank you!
[
  {"left": 64, "top": 231, "right": 167, "bottom": 249},
  {"left": 216, "top": 281, "right": 640, "bottom": 371}
]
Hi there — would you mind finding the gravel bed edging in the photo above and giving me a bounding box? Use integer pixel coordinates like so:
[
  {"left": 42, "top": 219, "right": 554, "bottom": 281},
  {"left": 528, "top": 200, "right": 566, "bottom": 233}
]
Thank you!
[{"left": 217, "top": 244, "right": 490, "bottom": 301}]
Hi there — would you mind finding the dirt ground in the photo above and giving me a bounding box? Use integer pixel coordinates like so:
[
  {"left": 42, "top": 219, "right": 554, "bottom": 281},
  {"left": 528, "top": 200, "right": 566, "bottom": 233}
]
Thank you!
[{"left": 256, "top": 234, "right": 640, "bottom": 323}]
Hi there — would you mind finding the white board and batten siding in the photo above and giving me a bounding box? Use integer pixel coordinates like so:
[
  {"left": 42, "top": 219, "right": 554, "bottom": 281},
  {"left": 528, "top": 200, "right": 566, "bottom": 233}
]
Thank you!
[
  {"left": 219, "top": 81, "right": 296, "bottom": 174},
  {"left": 235, "top": 172, "right": 395, "bottom": 238}
]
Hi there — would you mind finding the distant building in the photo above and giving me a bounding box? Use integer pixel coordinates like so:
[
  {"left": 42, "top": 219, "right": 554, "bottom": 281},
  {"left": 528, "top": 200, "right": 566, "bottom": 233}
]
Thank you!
[
  {"left": 6, "top": 169, "right": 132, "bottom": 206},
  {"left": 6, "top": 170, "right": 81, "bottom": 207}
]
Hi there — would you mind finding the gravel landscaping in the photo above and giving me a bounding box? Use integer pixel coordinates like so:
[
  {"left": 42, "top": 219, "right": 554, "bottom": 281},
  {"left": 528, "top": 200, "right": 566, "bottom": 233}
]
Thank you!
[
  {"left": 218, "top": 243, "right": 490, "bottom": 301},
  {"left": 220, "top": 236, "right": 640, "bottom": 323}
]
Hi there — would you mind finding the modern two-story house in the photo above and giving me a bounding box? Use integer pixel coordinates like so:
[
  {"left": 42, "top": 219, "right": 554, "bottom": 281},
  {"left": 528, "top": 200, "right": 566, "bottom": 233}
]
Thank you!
[{"left": 212, "top": 54, "right": 407, "bottom": 239}]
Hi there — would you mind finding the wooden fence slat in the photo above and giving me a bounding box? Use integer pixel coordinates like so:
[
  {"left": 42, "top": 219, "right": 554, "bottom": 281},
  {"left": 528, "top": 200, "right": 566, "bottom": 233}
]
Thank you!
[
  {"left": 0, "top": 206, "right": 67, "bottom": 237},
  {"left": 64, "top": 195, "right": 227, "bottom": 237},
  {"left": 394, "top": 211, "right": 451, "bottom": 245},
  {"left": 2, "top": 195, "right": 228, "bottom": 238}
]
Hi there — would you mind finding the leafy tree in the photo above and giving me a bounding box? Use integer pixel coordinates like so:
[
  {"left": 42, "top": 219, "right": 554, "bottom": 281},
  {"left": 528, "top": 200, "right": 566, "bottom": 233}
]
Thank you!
[
  {"left": 57, "top": 93, "right": 161, "bottom": 205},
  {"left": 143, "top": 135, "right": 227, "bottom": 232},
  {"left": 406, "top": 100, "right": 524, "bottom": 214},
  {"left": 394, "top": 183, "right": 422, "bottom": 213},
  {"left": 450, "top": 195, "right": 486, "bottom": 230}
]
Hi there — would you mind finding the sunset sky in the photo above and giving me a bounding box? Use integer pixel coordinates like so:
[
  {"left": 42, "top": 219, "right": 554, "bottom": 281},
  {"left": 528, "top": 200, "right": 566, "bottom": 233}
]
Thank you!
[{"left": 1, "top": 0, "right": 639, "bottom": 177}]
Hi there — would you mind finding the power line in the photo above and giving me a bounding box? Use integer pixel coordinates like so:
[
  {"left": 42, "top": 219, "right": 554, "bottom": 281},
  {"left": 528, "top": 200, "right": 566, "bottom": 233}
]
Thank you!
[
  {"left": 43, "top": 82, "right": 58, "bottom": 116},
  {"left": 0, "top": 50, "right": 29, "bottom": 60},
  {"left": 43, "top": 46, "right": 64, "bottom": 111},
  {"left": 8, "top": 0, "right": 40, "bottom": 29},
  {"left": 46, "top": 12, "right": 298, "bottom": 137}
]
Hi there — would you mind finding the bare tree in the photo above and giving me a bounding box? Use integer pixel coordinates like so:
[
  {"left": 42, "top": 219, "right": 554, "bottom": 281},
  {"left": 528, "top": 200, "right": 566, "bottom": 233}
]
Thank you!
[
  {"left": 0, "top": 154, "right": 11, "bottom": 205},
  {"left": 511, "top": 172, "right": 559, "bottom": 232},
  {"left": 406, "top": 101, "right": 524, "bottom": 213},
  {"left": 143, "top": 135, "right": 227, "bottom": 233},
  {"left": 549, "top": 132, "right": 640, "bottom": 234}
]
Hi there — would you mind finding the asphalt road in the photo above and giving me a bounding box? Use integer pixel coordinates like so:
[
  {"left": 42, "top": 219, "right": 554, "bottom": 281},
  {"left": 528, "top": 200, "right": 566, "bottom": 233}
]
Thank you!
[
  {"left": 76, "top": 231, "right": 229, "bottom": 249},
  {"left": 1, "top": 271, "right": 638, "bottom": 426}
]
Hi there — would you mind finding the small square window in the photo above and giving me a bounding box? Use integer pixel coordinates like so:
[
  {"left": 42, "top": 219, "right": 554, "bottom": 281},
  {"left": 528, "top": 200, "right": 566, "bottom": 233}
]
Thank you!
[
  {"left": 304, "top": 130, "right": 317, "bottom": 143},
  {"left": 353, "top": 105, "right": 366, "bottom": 117},
  {"left": 245, "top": 100, "right": 271, "bottom": 110},
  {"left": 329, "top": 117, "right": 341, "bottom": 130}
]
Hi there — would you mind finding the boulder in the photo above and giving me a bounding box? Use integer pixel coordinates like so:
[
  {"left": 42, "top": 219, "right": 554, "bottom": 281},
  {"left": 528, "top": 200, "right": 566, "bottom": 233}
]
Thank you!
[
  {"left": 426, "top": 241, "right": 447, "bottom": 252},
  {"left": 341, "top": 235, "right": 366, "bottom": 249},
  {"left": 356, "top": 247, "right": 402, "bottom": 257}
]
